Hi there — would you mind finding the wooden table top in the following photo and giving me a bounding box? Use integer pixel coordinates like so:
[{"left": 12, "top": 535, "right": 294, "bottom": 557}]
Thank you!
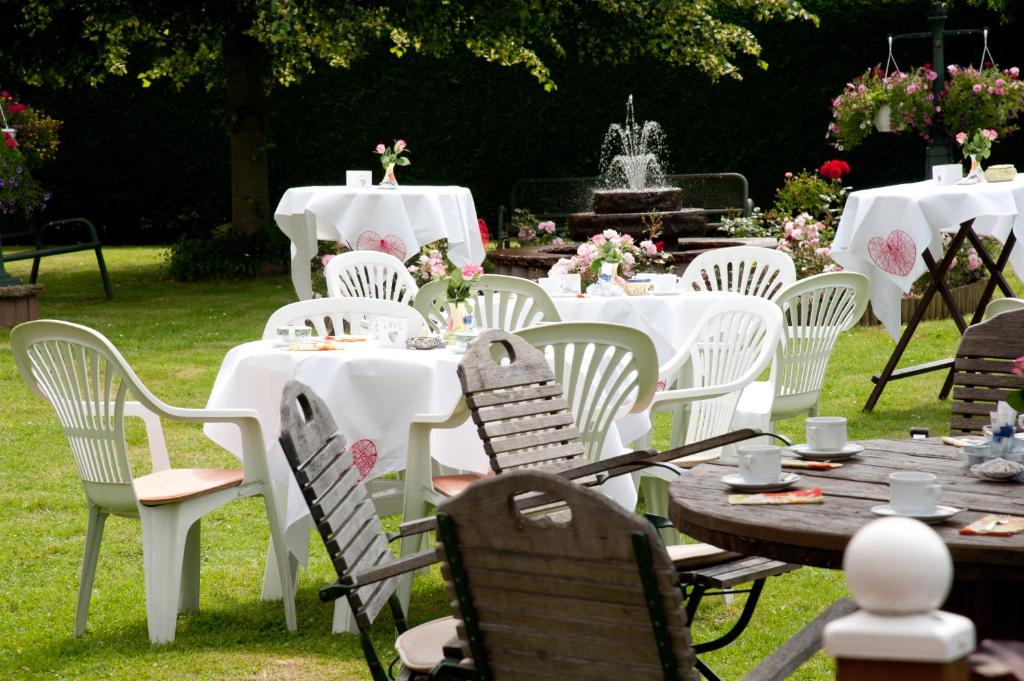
[{"left": 668, "top": 438, "right": 1024, "bottom": 581}]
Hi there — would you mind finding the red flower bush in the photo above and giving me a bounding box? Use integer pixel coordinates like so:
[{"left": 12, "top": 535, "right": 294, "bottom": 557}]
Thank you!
[{"left": 819, "top": 159, "right": 851, "bottom": 181}]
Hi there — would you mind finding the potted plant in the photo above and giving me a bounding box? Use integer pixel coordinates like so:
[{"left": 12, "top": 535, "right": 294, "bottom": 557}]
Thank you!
[
  {"left": 942, "top": 65, "right": 1024, "bottom": 139},
  {"left": 828, "top": 67, "right": 937, "bottom": 150},
  {"left": 884, "top": 67, "right": 939, "bottom": 140},
  {"left": 373, "top": 139, "right": 410, "bottom": 187}
]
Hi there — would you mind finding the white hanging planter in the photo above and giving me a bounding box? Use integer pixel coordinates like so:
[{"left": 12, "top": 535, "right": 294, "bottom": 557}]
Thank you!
[{"left": 874, "top": 104, "right": 893, "bottom": 133}]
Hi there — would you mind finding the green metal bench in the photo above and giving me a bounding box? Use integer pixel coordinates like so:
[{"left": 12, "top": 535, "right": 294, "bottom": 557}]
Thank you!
[
  {"left": 496, "top": 172, "right": 753, "bottom": 240},
  {"left": 0, "top": 218, "right": 112, "bottom": 299}
]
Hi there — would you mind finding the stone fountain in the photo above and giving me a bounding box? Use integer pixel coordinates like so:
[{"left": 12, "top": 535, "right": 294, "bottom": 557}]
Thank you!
[{"left": 566, "top": 96, "right": 705, "bottom": 241}]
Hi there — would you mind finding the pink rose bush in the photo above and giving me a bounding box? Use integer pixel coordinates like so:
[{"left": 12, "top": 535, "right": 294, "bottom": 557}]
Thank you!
[
  {"left": 511, "top": 210, "right": 562, "bottom": 246},
  {"left": 408, "top": 246, "right": 450, "bottom": 286}
]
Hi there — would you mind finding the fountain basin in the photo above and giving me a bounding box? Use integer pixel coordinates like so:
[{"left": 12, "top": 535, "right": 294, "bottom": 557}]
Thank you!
[
  {"left": 567, "top": 208, "right": 707, "bottom": 241},
  {"left": 592, "top": 187, "right": 683, "bottom": 214},
  {"left": 489, "top": 238, "right": 778, "bottom": 280}
]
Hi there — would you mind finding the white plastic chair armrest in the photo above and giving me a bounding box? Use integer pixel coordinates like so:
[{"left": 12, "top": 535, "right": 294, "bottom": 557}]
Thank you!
[
  {"left": 410, "top": 397, "right": 469, "bottom": 428},
  {"left": 649, "top": 383, "right": 743, "bottom": 410},
  {"left": 123, "top": 401, "right": 170, "bottom": 472}
]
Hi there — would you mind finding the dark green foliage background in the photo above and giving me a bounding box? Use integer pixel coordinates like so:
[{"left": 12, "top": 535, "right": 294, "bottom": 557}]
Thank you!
[{"left": 17, "top": 1, "right": 1024, "bottom": 243}]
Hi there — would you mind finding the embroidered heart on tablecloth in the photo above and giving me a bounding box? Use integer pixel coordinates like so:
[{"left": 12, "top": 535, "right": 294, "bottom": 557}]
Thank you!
[
  {"left": 349, "top": 439, "right": 378, "bottom": 481},
  {"left": 867, "top": 229, "right": 916, "bottom": 277},
  {"left": 355, "top": 231, "right": 407, "bottom": 261}
]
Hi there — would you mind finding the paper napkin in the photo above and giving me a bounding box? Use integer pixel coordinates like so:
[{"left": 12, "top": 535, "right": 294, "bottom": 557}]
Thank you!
[
  {"left": 728, "top": 488, "right": 823, "bottom": 505},
  {"left": 959, "top": 514, "right": 1024, "bottom": 536}
]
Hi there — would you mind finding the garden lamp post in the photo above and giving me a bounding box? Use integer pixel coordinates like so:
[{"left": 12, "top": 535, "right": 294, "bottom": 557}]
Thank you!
[{"left": 891, "top": 1, "right": 983, "bottom": 174}]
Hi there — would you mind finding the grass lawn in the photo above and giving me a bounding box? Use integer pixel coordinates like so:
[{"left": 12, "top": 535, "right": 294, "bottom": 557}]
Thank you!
[{"left": 0, "top": 247, "right": 1002, "bottom": 680}]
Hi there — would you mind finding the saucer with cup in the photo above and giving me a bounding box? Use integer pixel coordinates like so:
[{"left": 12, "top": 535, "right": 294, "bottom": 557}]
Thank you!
[
  {"left": 538, "top": 277, "right": 572, "bottom": 298},
  {"left": 273, "top": 324, "right": 314, "bottom": 346},
  {"left": 721, "top": 444, "right": 800, "bottom": 492},
  {"left": 871, "top": 471, "right": 960, "bottom": 523},
  {"left": 651, "top": 273, "right": 681, "bottom": 295},
  {"left": 788, "top": 416, "right": 864, "bottom": 461}
]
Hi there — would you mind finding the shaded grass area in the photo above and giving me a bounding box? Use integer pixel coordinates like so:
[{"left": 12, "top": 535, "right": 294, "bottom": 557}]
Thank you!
[{"left": 0, "top": 247, "right": 1010, "bottom": 679}]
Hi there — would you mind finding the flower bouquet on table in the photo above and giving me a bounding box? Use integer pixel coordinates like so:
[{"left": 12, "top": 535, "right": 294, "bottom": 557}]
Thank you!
[
  {"left": 374, "top": 139, "right": 410, "bottom": 187},
  {"left": 548, "top": 229, "right": 668, "bottom": 295},
  {"left": 444, "top": 263, "right": 483, "bottom": 339},
  {"left": 956, "top": 128, "right": 998, "bottom": 184}
]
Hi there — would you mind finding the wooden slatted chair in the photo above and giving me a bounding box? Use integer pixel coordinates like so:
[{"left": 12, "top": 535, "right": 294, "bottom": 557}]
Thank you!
[
  {"left": 432, "top": 469, "right": 856, "bottom": 681},
  {"left": 951, "top": 308, "right": 1024, "bottom": 434},
  {"left": 454, "top": 329, "right": 798, "bottom": 681},
  {"left": 278, "top": 379, "right": 453, "bottom": 681}
]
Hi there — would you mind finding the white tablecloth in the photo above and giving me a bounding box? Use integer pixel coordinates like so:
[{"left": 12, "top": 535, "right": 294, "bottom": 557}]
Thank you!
[
  {"left": 204, "top": 340, "right": 647, "bottom": 535},
  {"left": 275, "top": 185, "right": 485, "bottom": 299},
  {"left": 552, "top": 292, "right": 729, "bottom": 366},
  {"left": 831, "top": 176, "right": 1024, "bottom": 339}
]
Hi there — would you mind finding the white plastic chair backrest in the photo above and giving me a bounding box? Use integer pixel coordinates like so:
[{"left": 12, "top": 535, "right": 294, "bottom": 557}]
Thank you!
[
  {"left": 771, "top": 272, "right": 869, "bottom": 411},
  {"left": 984, "top": 297, "right": 1024, "bottom": 321},
  {"left": 11, "top": 320, "right": 163, "bottom": 512},
  {"left": 515, "top": 322, "right": 658, "bottom": 461},
  {"left": 324, "top": 250, "right": 419, "bottom": 304},
  {"left": 680, "top": 246, "right": 796, "bottom": 300},
  {"left": 414, "top": 274, "right": 561, "bottom": 333},
  {"left": 680, "top": 298, "right": 783, "bottom": 444},
  {"left": 262, "top": 298, "right": 428, "bottom": 339}
]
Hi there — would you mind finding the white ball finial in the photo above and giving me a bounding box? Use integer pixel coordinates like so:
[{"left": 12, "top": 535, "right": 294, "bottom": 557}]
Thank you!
[{"left": 843, "top": 517, "right": 953, "bottom": 614}]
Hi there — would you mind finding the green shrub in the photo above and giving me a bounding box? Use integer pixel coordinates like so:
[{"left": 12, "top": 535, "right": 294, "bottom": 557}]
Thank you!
[{"left": 165, "top": 221, "right": 290, "bottom": 281}]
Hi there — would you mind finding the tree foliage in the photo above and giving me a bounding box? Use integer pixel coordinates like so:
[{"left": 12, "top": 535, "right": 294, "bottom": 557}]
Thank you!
[{"left": 5, "top": 1, "right": 816, "bottom": 93}]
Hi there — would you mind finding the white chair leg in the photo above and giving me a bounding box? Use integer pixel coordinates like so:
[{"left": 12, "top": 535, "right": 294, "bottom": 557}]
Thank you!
[
  {"left": 261, "top": 488, "right": 298, "bottom": 632},
  {"left": 178, "top": 520, "right": 201, "bottom": 614},
  {"left": 261, "top": 518, "right": 306, "bottom": 602},
  {"left": 140, "top": 506, "right": 188, "bottom": 644},
  {"left": 397, "top": 422, "right": 434, "bottom": 613},
  {"left": 641, "top": 477, "right": 679, "bottom": 545},
  {"left": 75, "top": 503, "right": 107, "bottom": 637}
]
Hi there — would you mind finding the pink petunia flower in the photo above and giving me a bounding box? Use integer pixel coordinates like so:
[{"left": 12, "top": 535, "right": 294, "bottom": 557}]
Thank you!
[
  {"left": 973, "top": 84, "right": 983, "bottom": 94},
  {"left": 538, "top": 220, "right": 556, "bottom": 234}
]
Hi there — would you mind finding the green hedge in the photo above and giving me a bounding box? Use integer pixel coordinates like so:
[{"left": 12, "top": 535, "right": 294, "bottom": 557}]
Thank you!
[{"left": 18, "top": 1, "right": 1023, "bottom": 244}]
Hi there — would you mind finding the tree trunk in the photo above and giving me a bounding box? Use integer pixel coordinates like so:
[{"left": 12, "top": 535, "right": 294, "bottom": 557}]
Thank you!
[{"left": 223, "top": 27, "right": 270, "bottom": 235}]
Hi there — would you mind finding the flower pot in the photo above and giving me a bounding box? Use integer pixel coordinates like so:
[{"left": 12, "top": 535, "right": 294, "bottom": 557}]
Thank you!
[{"left": 874, "top": 104, "right": 893, "bottom": 133}]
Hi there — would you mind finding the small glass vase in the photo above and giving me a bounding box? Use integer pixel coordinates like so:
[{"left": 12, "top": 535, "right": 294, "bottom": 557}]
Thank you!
[
  {"left": 445, "top": 301, "right": 469, "bottom": 339},
  {"left": 379, "top": 162, "right": 398, "bottom": 188},
  {"left": 960, "top": 154, "right": 986, "bottom": 185}
]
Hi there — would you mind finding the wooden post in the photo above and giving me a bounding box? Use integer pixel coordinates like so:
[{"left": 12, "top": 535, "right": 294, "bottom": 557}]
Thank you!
[
  {"left": 0, "top": 283, "right": 44, "bottom": 328},
  {"left": 824, "top": 517, "right": 975, "bottom": 681}
]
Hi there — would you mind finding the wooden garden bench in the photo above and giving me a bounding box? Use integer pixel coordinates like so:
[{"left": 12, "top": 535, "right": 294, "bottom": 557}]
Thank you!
[{"left": 0, "top": 217, "right": 112, "bottom": 299}]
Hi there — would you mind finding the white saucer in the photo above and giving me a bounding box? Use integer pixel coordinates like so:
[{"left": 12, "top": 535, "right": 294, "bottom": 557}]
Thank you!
[
  {"left": 651, "top": 290, "right": 681, "bottom": 296},
  {"left": 268, "top": 337, "right": 317, "bottom": 348},
  {"left": 870, "top": 504, "right": 962, "bottom": 524},
  {"left": 721, "top": 472, "right": 800, "bottom": 492},
  {"left": 788, "top": 443, "right": 864, "bottom": 461},
  {"left": 547, "top": 292, "right": 577, "bottom": 298}
]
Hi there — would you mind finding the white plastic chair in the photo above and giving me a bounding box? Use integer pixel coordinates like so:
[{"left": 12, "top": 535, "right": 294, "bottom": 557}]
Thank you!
[
  {"left": 984, "top": 297, "right": 1024, "bottom": 320},
  {"left": 731, "top": 272, "right": 869, "bottom": 434},
  {"left": 10, "top": 320, "right": 296, "bottom": 643},
  {"left": 679, "top": 246, "right": 796, "bottom": 300},
  {"left": 324, "top": 250, "right": 419, "bottom": 303},
  {"left": 634, "top": 297, "right": 784, "bottom": 519},
  {"left": 262, "top": 297, "right": 428, "bottom": 339},
  {"left": 413, "top": 274, "right": 560, "bottom": 333}
]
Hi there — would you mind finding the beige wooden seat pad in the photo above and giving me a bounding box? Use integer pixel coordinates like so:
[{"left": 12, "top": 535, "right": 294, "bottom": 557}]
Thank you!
[
  {"left": 432, "top": 472, "right": 494, "bottom": 497},
  {"left": 134, "top": 468, "right": 244, "bottom": 506},
  {"left": 666, "top": 542, "right": 741, "bottom": 568},
  {"left": 395, "top": 616, "right": 459, "bottom": 672}
]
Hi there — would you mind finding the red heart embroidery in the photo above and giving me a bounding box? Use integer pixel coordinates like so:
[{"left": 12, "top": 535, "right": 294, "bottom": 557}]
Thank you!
[
  {"left": 349, "top": 439, "right": 378, "bottom": 481},
  {"left": 867, "top": 229, "right": 916, "bottom": 276},
  {"left": 355, "top": 231, "right": 407, "bottom": 261}
]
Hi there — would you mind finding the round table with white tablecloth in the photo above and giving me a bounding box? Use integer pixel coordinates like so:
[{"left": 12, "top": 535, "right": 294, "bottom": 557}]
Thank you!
[
  {"left": 551, "top": 291, "right": 732, "bottom": 366},
  {"left": 275, "top": 185, "right": 485, "bottom": 300}
]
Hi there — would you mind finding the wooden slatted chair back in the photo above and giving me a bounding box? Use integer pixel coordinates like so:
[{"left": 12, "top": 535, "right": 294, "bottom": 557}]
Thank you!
[
  {"left": 435, "top": 470, "right": 698, "bottom": 680},
  {"left": 771, "top": 273, "right": 869, "bottom": 416},
  {"left": 278, "top": 380, "right": 398, "bottom": 627},
  {"left": 458, "top": 329, "right": 587, "bottom": 474},
  {"left": 951, "top": 309, "right": 1024, "bottom": 434},
  {"left": 414, "top": 274, "right": 561, "bottom": 334},
  {"left": 514, "top": 322, "right": 658, "bottom": 461}
]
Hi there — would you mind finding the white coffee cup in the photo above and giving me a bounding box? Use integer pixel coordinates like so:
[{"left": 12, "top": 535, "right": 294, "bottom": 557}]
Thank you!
[
  {"left": 346, "top": 170, "right": 373, "bottom": 187},
  {"left": 557, "top": 273, "right": 582, "bottom": 294},
  {"left": 652, "top": 273, "right": 680, "bottom": 292},
  {"left": 806, "top": 416, "right": 847, "bottom": 452},
  {"left": 888, "top": 471, "right": 941, "bottom": 514},
  {"left": 736, "top": 445, "right": 782, "bottom": 484},
  {"left": 276, "top": 324, "right": 312, "bottom": 342},
  {"left": 538, "top": 277, "right": 564, "bottom": 296},
  {"left": 932, "top": 163, "right": 963, "bottom": 186}
]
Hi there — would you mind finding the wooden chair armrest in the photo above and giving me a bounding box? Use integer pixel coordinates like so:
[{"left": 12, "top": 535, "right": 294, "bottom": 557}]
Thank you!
[
  {"left": 389, "top": 516, "right": 438, "bottom": 540},
  {"left": 337, "top": 549, "right": 438, "bottom": 590},
  {"left": 741, "top": 598, "right": 857, "bottom": 681}
]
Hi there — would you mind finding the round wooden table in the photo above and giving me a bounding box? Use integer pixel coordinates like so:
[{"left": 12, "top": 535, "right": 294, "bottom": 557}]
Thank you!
[{"left": 668, "top": 438, "right": 1024, "bottom": 641}]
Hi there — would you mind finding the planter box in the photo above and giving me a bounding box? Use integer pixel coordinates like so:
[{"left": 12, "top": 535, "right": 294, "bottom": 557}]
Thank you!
[
  {"left": 857, "top": 278, "right": 987, "bottom": 327},
  {"left": 0, "top": 283, "right": 45, "bottom": 328}
]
